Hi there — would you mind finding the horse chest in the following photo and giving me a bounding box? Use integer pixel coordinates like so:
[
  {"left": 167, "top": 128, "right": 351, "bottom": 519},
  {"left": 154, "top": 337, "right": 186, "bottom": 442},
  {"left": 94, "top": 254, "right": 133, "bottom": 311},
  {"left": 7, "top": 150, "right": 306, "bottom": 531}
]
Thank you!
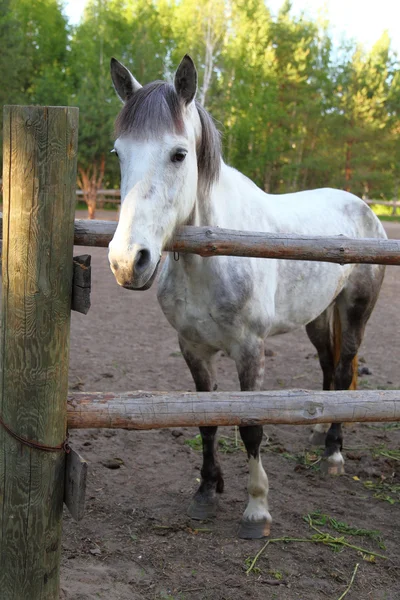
[{"left": 157, "top": 259, "right": 257, "bottom": 348}]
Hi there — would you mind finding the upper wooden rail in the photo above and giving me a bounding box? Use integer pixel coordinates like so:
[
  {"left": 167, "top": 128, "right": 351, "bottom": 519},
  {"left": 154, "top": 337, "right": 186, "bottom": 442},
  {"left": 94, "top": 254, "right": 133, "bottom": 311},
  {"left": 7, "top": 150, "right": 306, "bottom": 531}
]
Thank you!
[{"left": 1, "top": 214, "right": 400, "bottom": 265}]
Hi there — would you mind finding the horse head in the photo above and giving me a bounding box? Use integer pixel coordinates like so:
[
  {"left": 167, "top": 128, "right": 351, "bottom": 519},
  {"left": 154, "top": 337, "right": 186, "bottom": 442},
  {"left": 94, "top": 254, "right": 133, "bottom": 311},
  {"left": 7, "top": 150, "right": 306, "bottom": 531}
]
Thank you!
[{"left": 108, "top": 55, "right": 216, "bottom": 290}]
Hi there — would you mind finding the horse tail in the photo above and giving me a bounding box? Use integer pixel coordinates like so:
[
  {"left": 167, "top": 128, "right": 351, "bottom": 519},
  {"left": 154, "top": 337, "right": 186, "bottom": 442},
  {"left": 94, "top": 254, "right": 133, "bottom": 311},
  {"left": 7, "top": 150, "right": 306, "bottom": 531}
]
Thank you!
[{"left": 332, "top": 305, "right": 358, "bottom": 390}]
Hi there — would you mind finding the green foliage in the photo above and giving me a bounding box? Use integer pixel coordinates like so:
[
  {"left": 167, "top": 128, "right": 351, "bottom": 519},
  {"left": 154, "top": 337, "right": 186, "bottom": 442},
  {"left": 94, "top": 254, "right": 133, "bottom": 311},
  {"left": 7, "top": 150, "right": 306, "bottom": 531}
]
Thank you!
[
  {"left": 304, "top": 511, "right": 386, "bottom": 549},
  {"left": 0, "top": 0, "right": 70, "bottom": 163},
  {"left": 184, "top": 432, "right": 244, "bottom": 453},
  {"left": 1, "top": 0, "right": 399, "bottom": 197},
  {"left": 363, "top": 479, "right": 400, "bottom": 504}
]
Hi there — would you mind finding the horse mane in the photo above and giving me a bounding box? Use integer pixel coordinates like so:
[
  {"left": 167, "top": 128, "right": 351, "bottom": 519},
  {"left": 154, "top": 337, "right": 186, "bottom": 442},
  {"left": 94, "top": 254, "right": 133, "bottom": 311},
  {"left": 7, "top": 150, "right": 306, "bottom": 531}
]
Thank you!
[{"left": 115, "top": 81, "right": 221, "bottom": 193}]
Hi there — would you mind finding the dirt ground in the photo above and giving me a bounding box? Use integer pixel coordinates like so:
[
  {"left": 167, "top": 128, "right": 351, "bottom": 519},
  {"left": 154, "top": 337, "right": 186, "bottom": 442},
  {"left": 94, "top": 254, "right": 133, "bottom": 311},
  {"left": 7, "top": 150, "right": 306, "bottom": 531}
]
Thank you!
[{"left": 62, "top": 214, "right": 400, "bottom": 600}]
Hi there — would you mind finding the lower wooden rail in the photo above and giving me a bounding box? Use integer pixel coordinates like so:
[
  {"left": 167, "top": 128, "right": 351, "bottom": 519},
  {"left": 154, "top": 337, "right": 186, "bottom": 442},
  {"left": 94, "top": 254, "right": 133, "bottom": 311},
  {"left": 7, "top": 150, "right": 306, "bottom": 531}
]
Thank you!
[{"left": 67, "top": 389, "right": 400, "bottom": 430}]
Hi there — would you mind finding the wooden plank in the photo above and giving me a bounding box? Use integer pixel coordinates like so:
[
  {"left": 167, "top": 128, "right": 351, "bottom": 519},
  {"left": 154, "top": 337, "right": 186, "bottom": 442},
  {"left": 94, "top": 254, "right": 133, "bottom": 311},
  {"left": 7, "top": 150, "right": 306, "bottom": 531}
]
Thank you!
[
  {"left": 71, "top": 255, "right": 91, "bottom": 315},
  {"left": 74, "top": 218, "right": 117, "bottom": 247},
  {"left": 169, "top": 227, "right": 400, "bottom": 265},
  {"left": 1, "top": 218, "right": 400, "bottom": 265},
  {"left": 60, "top": 221, "right": 400, "bottom": 266},
  {"left": 64, "top": 447, "right": 87, "bottom": 522},
  {"left": 66, "top": 389, "right": 400, "bottom": 430},
  {"left": 0, "top": 105, "right": 78, "bottom": 599}
]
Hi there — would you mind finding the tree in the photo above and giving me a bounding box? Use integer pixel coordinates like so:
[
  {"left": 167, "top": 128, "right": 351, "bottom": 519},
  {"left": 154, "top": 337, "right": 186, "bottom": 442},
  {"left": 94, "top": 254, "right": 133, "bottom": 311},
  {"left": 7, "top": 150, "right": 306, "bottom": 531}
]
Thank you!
[
  {"left": 68, "top": 0, "right": 173, "bottom": 216},
  {"left": 0, "top": 0, "right": 69, "bottom": 168}
]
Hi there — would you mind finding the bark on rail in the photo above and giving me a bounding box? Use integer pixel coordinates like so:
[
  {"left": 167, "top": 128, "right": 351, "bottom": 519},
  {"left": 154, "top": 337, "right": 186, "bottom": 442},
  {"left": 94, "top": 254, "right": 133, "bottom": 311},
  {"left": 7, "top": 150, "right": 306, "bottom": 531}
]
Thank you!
[
  {"left": 1, "top": 216, "right": 400, "bottom": 265},
  {"left": 72, "top": 221, "right": 400, "bottom": 265},
  {"left": 67, "top": 389, "right": 400, "bottom": 430}
]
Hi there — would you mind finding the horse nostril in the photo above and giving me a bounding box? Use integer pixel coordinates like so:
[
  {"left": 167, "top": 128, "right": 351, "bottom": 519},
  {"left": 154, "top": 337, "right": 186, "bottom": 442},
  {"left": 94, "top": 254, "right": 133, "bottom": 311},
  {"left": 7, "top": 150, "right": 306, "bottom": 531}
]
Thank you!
[
  {"left": 134, "top": 249, "right": 151, "bottom": 274},
  {"left": 112, "top": 260, "right": 119, "bottom": 271}
]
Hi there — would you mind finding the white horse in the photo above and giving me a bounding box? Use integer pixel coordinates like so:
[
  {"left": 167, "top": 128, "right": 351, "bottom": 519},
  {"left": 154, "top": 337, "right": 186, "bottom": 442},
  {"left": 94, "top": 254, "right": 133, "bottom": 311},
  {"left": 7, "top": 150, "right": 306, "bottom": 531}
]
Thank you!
[{"left": 108, "top": 55, "right": 386, "bottom": 538}]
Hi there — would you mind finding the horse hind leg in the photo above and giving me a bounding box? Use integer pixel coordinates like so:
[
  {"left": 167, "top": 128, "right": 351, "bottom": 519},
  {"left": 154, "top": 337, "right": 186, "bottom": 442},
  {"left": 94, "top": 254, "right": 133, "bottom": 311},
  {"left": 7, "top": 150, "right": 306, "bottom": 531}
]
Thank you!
[
  {"left": 324, "top": 264, "right": 385, "bottom": 475},
  {"left": 233, "top": 339, "right": 272, "bottom": 539},
  {"left": 306, "top": 307, "right": 335, "bottom": 446},
  {"left": 179, "top": 338, "right": 223, "bottom": 520}
]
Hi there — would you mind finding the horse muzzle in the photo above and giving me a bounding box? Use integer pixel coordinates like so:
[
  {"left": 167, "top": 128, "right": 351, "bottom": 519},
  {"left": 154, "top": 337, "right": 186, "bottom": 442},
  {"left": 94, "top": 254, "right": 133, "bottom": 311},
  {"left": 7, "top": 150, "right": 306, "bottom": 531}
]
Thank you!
[{"left": 108, "top": 246, "right": 161, "bottom": 290}]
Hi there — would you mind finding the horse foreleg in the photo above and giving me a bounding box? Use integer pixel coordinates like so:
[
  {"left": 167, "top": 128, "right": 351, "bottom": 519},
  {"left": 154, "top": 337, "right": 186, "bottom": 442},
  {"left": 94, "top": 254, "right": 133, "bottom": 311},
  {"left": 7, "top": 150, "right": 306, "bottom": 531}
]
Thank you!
[
  {"left": 179, "top": 338, "right": 223, "bottom": 520},
  {"left": 234, "top": 340, "right": 271, "bottom": 539},
  {"left": 238, "top": 425, "right": 271, "bottom": 538}
]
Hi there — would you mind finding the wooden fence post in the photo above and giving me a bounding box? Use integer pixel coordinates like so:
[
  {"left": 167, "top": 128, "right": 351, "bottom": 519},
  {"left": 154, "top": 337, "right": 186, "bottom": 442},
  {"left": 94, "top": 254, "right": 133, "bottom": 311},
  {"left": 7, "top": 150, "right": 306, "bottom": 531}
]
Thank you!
[{"left": 0, "top": 106, "right": 78, "bottom": 599}]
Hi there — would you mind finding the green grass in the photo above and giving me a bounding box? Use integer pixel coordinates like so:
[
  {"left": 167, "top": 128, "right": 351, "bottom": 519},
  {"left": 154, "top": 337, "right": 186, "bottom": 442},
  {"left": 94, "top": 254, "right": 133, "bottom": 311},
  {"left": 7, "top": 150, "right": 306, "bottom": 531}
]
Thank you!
[
  {"left": 264, "top": 445, "right": 323, "bottom": 470},
  {"left": 184, "top": 431, "right": 244, "bottom": 453},
  {"left": 245, "top": 512, "right": 387, "bottom": 576},
  {"left": 363, "top": 480, "right": 400, "bottom": 504},
  {"left": 371, "top": 445, "right": 400, "bottom": 462},
  {"left": 304, "top": 511, "right": 386, "bottom": 549},
  {"left": 378, "top": 215, "right": 400, "bottom": 222},
  {"left": 367, "top": 422, "right": 400, "bottom": 431},
  {"left": 370, "top": 203, "right": 400, "bottom": 219}
]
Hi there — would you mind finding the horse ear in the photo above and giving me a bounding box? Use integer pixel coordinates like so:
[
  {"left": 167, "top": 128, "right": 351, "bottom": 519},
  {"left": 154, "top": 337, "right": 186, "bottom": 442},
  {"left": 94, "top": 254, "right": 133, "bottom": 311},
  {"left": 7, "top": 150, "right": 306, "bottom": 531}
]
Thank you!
[
  {"left": 110, "top": 57, "right": 142, "bottom": 103},
  {"left": 174, "top": 55, "right": 197, "bottom": 105}
]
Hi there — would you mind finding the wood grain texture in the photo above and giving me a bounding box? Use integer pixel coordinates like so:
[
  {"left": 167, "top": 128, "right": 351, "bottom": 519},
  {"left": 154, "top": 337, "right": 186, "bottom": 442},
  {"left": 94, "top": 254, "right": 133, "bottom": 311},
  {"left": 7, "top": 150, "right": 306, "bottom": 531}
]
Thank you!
[
  {"left": 169, "top": 227, "right": 400, "bottom": 265},
  {"left": 17, "top": 220, "right": 400, "bottom": 266},
  {"left": 64, "top": 447, "right": 87, "bottom": 522},
  {"left": 71, "top": 255, "right": 91, "bottom": 315},
  {"left": 66, "top": 389, "right": 400, "bottom": 430},
  {"left": 0, "top": 105, "right": 78, "bottom": 600},
  {"left": 1, "top": 220, "right": 400, "bottom": 265}
]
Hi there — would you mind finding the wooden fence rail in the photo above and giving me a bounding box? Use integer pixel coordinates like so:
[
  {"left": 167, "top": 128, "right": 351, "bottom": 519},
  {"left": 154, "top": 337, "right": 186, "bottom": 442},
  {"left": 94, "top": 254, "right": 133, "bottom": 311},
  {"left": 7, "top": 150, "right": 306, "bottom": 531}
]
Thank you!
[
  {"left": 67, "top": 389, "right": 400, "bottom": 430},
  {"left": 1, "top": 216, "right": 400, "bottom": 266}
]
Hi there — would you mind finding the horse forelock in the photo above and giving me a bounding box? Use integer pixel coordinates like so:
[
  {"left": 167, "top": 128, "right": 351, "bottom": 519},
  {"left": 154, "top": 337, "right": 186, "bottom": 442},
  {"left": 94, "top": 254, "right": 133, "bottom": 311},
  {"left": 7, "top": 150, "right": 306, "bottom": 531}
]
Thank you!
[
  {"left": 115, "top": 82, "right": 184, "bottom": 138},
  {"left": 115, "top": 82, "right": 221, "bottom": 193}
]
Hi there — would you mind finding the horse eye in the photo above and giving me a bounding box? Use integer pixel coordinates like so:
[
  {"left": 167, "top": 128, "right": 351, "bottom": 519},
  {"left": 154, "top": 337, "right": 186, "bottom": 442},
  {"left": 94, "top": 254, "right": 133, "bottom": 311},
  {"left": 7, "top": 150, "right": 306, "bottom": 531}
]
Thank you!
[{"left": 171, "top": 151, "right": 187, "bottom": 163}]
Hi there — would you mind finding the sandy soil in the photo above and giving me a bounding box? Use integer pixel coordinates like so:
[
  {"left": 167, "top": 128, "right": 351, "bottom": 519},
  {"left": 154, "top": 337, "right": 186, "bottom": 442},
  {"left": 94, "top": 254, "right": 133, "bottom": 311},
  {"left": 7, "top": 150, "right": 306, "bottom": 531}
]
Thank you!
[{"left": 57, "top": 215, "right": 399, "bottom": 599}]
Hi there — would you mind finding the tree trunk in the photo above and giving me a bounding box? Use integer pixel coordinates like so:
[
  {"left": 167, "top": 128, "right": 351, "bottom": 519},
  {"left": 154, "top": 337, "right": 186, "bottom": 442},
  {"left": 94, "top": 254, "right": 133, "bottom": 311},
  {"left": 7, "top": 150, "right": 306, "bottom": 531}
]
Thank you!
[{"left": 77, "top": 155, "right": 105, "bottom": 219}]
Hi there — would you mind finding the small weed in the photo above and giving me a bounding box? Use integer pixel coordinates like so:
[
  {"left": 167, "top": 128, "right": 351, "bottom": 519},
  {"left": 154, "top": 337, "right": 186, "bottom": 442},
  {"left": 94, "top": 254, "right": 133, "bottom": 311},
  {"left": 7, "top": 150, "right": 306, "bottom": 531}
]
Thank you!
[
  {"left": 305, "top": 511, "right": 386, "bottom": 549},
  {"left": 363, "top": 480, "right": 400, "bottom": 504},
  {"left": 371, "top": 445, "right": 400, "bottom": 462},
  {"left": 376, "top": 384, "right": 397, "bottom": 390},
  {"left": 269, "top": 569, "right": 283, "bottom": 580},
  {"left": 243, "top": 511, "right": 387, "bottom": 573},
  {"left": 218, "top": 434, "right": 244, "bottom": 454},
  {"left": 265, "top": 446, "right": 322, "bottom": 470},
  {"left": 184, "top": 434, "right": 202, "bottom": 451},
  {"left": 184, "top": 432, "right": 244, "bottom": 453},
  {"left": 337, "top": 563, "right": 359, "bottom": 600},
  {"left": 358, "top": 379, "right": 373, "bottom": 390},
  {"left": 169, "top": 351, "right": 182, "bottom": 357},
  {"left": 244, "top": 556, "right": 262, "bottom": 574},
  {"left": 303, "top": 513, "right": 386, "bottom": 559},
  {"left": 367, "top": 422, "right": 400, "bottom": 431}
]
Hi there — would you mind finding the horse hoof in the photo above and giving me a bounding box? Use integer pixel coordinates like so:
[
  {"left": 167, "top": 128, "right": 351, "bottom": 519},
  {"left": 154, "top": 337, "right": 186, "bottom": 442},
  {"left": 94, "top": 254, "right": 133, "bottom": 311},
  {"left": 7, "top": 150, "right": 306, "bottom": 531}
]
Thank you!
[
  {"left": 238, "top": 520, "right": 271, "bottom": 539},
  {"left": 321, "top": 455, "right": 345, "bottom": 476},
  {"left": 187, "top": 498, "right": 217, "bottom": 520},
  {"left": 309, "top": 430, "right": 327, "bottom": 447}
]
